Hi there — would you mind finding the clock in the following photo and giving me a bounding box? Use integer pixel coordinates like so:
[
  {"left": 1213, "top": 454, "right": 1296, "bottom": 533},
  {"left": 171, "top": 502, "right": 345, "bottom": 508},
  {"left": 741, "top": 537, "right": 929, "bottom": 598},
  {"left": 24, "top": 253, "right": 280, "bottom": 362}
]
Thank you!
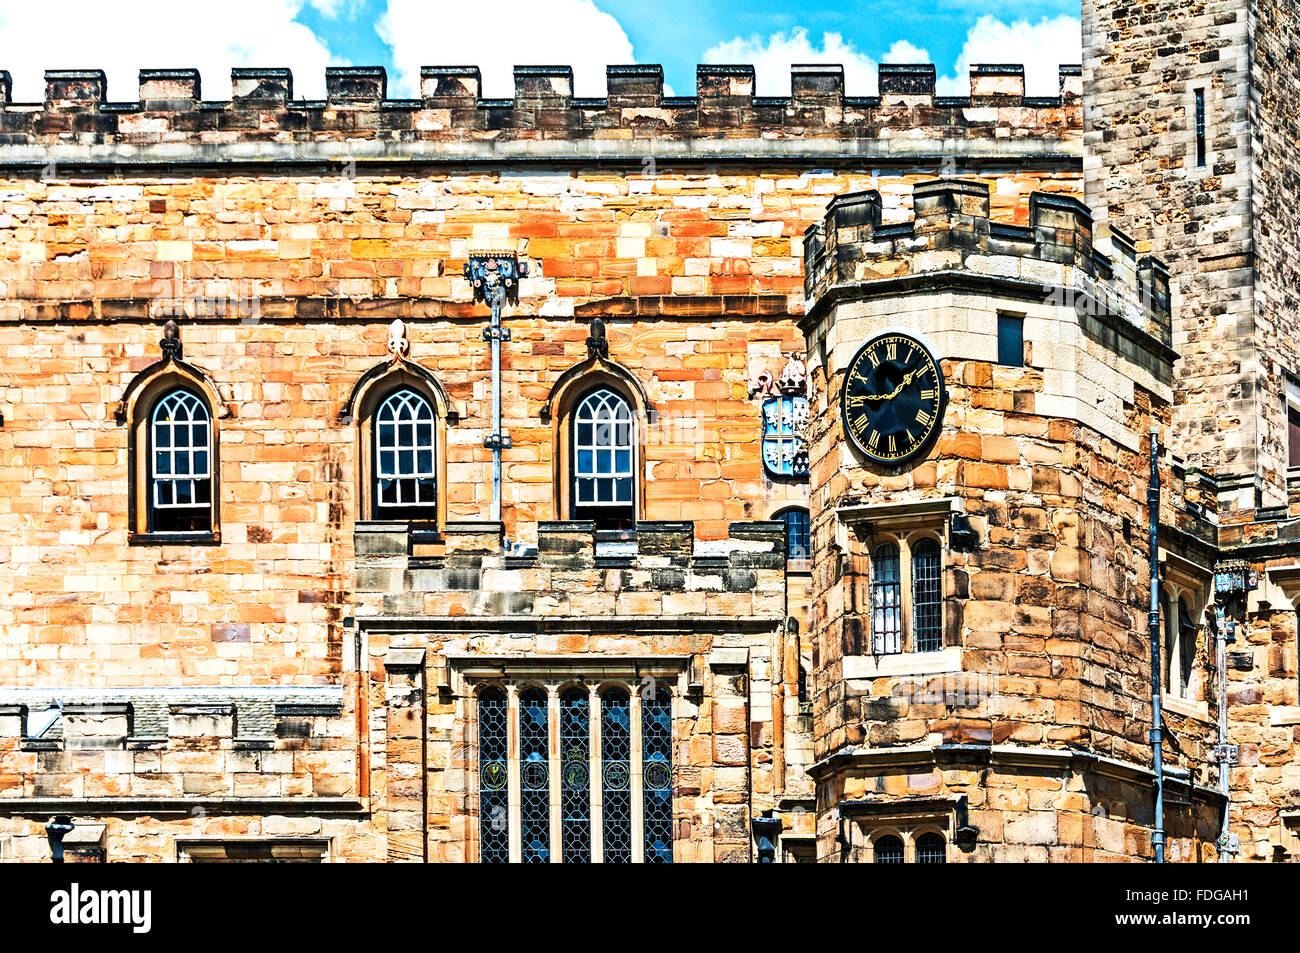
[{"left": 841, "top": 332, "right": 946, "bottom": 465}]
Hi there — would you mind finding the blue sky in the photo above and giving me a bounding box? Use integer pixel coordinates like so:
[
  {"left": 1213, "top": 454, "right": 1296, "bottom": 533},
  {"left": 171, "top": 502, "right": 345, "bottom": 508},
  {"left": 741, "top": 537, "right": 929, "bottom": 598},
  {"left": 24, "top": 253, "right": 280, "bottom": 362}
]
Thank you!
[{"left": 1, "top": 1, "right": 1083, "bottom": 102}]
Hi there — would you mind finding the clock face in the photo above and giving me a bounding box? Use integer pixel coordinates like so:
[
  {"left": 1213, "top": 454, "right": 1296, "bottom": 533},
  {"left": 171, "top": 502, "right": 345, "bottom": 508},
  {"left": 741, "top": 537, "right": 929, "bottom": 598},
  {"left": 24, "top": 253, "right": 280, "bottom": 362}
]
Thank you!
[{"left": 841, "top": 332, "right": 946, "bottom": 465}]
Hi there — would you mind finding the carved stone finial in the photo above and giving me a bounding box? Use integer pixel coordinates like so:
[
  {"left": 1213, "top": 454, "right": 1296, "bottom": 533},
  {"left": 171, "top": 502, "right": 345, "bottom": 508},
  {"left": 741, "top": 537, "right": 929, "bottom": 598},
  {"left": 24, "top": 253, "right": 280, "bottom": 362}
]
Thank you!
[
  {"left": 586, "top": 315, "right": 608, "bottom": 359},
  {"left": 387, "top": 318, "right": 410, "bottom": 360},
  {"left": 160, "top": 318, "right": 182, "bottom": 361}
]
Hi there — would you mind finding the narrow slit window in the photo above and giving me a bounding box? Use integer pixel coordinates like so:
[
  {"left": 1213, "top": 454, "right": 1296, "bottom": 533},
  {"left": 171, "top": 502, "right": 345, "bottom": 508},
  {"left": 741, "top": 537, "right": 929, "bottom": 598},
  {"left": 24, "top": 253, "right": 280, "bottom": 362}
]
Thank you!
[
  {"left": 997, "top": 314, "right": 1024, "bottom": 367},
  {"left": 776, "top": 507, "right": 811, "bottom": 560},
  {"left": 1194, "top": 89, "right": 1207, "bottom": 168}
]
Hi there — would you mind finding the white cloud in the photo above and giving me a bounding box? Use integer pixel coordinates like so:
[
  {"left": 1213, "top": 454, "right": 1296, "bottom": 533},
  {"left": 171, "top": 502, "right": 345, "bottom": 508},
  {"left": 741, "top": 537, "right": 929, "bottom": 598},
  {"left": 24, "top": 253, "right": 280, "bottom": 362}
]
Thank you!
[
  {"left": 0, "top": 1, "right": 344, "bottom": 102},
  {"left": 703, "top": 28, "right": 876, "bottom": 97},
  {"left": 939, "top": 15, "right": 1081, "bottom": 96},
  {"left": 703, "top": 16, "right": 1080, "bottom": 99},
  {"left": 882, "top": 41, "right": 930, "bottom": 65},
  {"left": 377, "top": 0, "right": 637, "bottom": 99}
]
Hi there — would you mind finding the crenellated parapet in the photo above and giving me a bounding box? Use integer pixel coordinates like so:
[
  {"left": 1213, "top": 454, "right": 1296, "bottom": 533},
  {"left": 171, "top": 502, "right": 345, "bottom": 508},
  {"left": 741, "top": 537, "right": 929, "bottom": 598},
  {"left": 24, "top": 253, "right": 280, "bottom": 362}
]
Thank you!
[
  {"left": 0, "top": 63, "right": 1080, "bottom": 166},
  {"left": 353, "top": 519, "right": 787, "bottom": 622},
  {"left": 802, "top": 178, "right": 1172, "bottom": 352}
]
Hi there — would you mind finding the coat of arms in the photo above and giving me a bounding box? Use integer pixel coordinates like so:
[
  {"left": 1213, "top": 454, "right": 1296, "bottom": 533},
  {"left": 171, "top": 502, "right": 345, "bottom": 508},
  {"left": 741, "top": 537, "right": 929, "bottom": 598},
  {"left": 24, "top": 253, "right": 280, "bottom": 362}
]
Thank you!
[{"left": 750, "top": 355, "right": 810, "bottom": 479}]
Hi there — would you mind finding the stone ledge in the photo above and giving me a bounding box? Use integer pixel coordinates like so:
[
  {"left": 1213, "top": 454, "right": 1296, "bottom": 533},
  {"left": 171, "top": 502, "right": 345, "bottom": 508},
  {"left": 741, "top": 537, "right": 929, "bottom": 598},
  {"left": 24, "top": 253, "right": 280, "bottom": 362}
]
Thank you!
[{"left": 842, "top": 646, "right": 963, "bottom": 682}]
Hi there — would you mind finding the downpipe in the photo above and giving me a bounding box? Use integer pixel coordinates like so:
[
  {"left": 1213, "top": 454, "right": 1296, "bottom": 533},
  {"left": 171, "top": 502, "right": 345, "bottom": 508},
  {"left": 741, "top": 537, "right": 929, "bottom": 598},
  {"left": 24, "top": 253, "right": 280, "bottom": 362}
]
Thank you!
[{"left": 1147, "top": 426, "right": 1165, "bottom": 864}]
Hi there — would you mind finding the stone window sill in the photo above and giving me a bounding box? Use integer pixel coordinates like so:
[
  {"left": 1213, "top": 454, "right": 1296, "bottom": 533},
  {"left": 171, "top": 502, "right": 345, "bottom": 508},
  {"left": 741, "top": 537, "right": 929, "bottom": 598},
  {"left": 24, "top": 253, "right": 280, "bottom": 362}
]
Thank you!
[
  {"left": 1161, "top": 694, "right": 1210, "bottom": 723},
  {"left": 1269, "top": 707, "right": 1300, "bottom": 727},
  {"left": 128, "top": 530, "right": 220, "bottom": 546},
  {"left": 843, "top": 646, "right": 962, "bottom": 682}
]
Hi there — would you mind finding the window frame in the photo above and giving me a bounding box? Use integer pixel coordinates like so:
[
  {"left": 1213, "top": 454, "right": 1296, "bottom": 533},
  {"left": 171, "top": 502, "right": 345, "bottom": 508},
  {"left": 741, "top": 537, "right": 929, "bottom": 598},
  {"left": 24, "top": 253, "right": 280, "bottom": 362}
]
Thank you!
[
  {"left": 868, "top": 530, "right": 947, "bottom": 656},
  {"left": 353, "top": 368, "right": 447, "bottom": 527},
  {"left": 147, "top": 387, "right": 214, "bottom": 534},
  {"left": 567, "top": 385, "right": 638, "bottom": 528},
  {"left": 371, "top": 386, "right": 439, "bottom": 522},
  {"left": 472, "top": 677, "right": 675, "bottom": 864},
  {"left": 773, "top": 506, "right": 812, "bottom": 563},
  {"left": 128, "top": 373, "right": 221, "bottom": 545},
  {"left": 1285, "top": 374, "right": 1300, "bottom": 472},
  {"left": 996, "top": 313, "right": 1025, "bottom": 367}
]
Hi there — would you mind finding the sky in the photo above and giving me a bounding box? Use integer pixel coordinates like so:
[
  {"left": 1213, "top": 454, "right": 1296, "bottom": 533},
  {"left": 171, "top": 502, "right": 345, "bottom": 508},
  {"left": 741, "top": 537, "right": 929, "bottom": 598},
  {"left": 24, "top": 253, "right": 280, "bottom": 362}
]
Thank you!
[{"left": 0, "top": 1, "right": 1083, "bottom": 103}]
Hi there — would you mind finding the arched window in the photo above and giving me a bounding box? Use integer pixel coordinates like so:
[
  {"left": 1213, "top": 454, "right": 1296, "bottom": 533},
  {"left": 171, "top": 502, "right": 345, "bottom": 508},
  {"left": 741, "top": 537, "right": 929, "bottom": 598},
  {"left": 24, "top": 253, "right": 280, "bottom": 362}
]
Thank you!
[
  {"left": 149, "top": 388, "right": 213, "bottom": 534},
  {"left": 915, "top": 832, "right": 947, "bottom": 863},
  {"left": 642, "top": 687, "right": 674, "bottom": 864},
  {"left": 477, "top": 688, "right": 509, "bottom": 864},
  {"left": 871, "top": 543, "right": 902, "bottom": 655},
  {"left": 911, "top": 538, "right": 943, "bottom": 653},
  {"left": 374, "top": 388, "right": 437, "bottom": 520},
  {"left": 874, "top": 834, "right": 904, "bottom": 864},
  {"left": 571, "top": 388, "right": 635, "bottom": 528},
  {"left": 601, "top": 687, "right": 633, "bottom": 863},
  {"left": 518, "top": 687, "right": 551, "bottom": 863},
  {"left": 559, "top": 688, "right": 592, "bottom": 864},
  {"left": 775, "top": 507, "right": 811, "bottom": 561}
]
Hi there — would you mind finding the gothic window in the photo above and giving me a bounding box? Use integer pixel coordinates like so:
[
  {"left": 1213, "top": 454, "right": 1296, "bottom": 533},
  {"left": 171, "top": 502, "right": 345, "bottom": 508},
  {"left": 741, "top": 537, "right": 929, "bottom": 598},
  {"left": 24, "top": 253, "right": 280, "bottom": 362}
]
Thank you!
[
  {"left": 915, "top": 832, "right": 947, "bottom": 864},
  {"left": 374, "top": 388, "right": 437, "bottom": 520},
  {"left": 560, "top": 688, "right": 592, "bottom": 864},
  {"left": 477, "top": 688, "right": 509, "bottom": 864},
  {"left": 642, "top": 688, "right": 674, "bottom": 864},
  {"left": 571, "top": 388, "right": 635, "bottom": 528},
  {"left": 149, "top": 388, "right": 214, "bottom": 534},
  {"left": 601, "top": 688, "right": 634, "bottom": 864},
  {"left": 518, "top": 687, "right": 551, "bottom": 864},
  {"left": 873, "top": 834, "right": 905, "bottom": 864},
  {"left": 775, "top": 507, "right": 811, "bottom": 561},
  {"left": 1163, "top": 591, "right": 1199, "bottom": 698},
  {"left": 911, "top": 538, "right": 943, "bottom": 653},
  {"left": 871, "top": 543, "right": 903, "bottom": 655},
  {"left": 475, "top": 680, "right": 673, "bottom": 863}
]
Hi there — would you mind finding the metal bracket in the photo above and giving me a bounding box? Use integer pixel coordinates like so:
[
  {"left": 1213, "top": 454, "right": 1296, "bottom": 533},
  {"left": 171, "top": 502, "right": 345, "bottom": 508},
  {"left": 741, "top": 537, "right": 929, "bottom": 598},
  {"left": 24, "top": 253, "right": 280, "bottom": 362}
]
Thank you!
[
  {"left": 483, "top": 434, "right": 511, "bottom": 450},
  {"left": 1213, "top": 743, "right": 1239, "bottom": 764},
  {"left": 483, "top": 327, "right": 511, "bottom": 342},
  {"left": 1216, "top": 831, "right": 1240, "bottom": 854}
]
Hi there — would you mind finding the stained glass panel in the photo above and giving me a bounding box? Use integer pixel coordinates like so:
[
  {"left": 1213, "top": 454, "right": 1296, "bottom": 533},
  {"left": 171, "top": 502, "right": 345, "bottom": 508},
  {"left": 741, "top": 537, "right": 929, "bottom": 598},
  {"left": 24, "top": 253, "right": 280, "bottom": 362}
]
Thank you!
[
  {"left": 601, "top": 688, "right": 633, "bottom": 863},
  {"left": 477, "top": 688, "right": 509, "bottom": 864},
  {"left": 560, "top": 688, "right": 591, "bottom": 863},
  {"left": 519, "top": 687, "right": 551, "bottom": 863},
  {"left": 641, "top": 687, "right": 674, "bottom": 864}
]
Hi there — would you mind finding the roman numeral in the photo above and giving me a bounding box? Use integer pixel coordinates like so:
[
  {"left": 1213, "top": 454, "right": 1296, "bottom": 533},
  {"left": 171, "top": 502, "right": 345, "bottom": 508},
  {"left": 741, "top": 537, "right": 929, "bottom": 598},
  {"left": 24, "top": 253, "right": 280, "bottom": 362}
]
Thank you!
[
  {"left": 916, "top": 409, "right": 932, "bottom": 426},
  {"left": 868, "top": 431, "right": 880, "bottom": 450},
  {"left": 921, "top": 387, "right": 936, "bottom": 400},
  {"left": 888, "top": 435, "right": 896, "bottom": 453},
  {"left": 852, "top": 413, "right": 869, "bottom": 432},
  {"left": 885, "top": 341, "right": 897, "bottom": 361},
  {"left": 867, "top": 350, "right": 880, "bottom": 368}
]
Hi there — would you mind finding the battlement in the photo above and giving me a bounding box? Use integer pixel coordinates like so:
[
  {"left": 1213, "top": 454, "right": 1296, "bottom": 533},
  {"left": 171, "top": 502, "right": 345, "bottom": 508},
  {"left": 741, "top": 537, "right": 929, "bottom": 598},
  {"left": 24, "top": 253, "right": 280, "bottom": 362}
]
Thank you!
[
  {"left": 354, "top": 519, "right": 788, "bottom": 621},
  {"left": 802, "top": 179, "right": 1172, "bottom": 348},
  {"left": 0, "top": 63, "right": 1080, "bottom": 165}
]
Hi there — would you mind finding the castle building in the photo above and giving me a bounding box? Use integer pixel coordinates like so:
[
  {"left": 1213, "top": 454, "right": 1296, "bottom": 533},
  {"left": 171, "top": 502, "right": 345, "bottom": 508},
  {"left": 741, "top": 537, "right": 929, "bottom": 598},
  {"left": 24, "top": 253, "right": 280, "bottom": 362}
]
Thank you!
[{"left": 0, "top": 0, "right": 1297, "bottom": 863}]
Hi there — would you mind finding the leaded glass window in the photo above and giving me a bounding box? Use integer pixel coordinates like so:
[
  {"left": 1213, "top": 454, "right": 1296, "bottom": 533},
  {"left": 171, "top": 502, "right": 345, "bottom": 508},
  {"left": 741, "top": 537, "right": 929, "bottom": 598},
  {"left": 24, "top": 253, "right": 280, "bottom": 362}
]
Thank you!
[
  {"left": 642, "top": 687, "right": 674, "bottom": 864},
  {"left": 874, "top": 834, "right": 904, "bottom": 863},
  {"left": 150, "top": 388, "right": 212, "bottom": 533},
  {"left": 572, "top": 388, "right": 635, "bottom": 527},
  {"left": 912, "top": 538, "right": 943, "bottom": 653},
  {"left": 916, "top": 832, "right": 947, "bottom": 863},
  {"left": 601, "top": 688, "right": 633, "bottom": 863},
  {"left": 519, "top": 687, "right": 551, "bottom": 863},
  {"left": 776, "top": 507, "right": 811, "bottom": 561},
  {"left": 374, "top": 388, "right": 436, "bottom": 518},
  {"left": 871, "top": 543, "right": 902, "bottom": 655},
  {"left": 477, "top": 688, "right": 509, "bottom": 864},
  {"left": 473, "top": 678, "right": 673, "bottom": 863},
  {"left": 560, "top": 688, "right": 592, "bottom": 863}
]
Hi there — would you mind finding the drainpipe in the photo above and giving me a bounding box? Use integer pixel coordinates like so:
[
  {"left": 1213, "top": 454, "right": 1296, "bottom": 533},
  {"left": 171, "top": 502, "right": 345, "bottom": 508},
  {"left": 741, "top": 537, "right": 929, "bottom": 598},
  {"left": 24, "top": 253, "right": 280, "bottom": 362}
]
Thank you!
[
  {"left": 465, "top": 254, "right": 527, "bottom": 525},
  {"left": 1213, "top": 603, "right": 1234, "bottom": 860},
  {"left": 1148, "top": 426, "right": 1165, "bottom": 864}
]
